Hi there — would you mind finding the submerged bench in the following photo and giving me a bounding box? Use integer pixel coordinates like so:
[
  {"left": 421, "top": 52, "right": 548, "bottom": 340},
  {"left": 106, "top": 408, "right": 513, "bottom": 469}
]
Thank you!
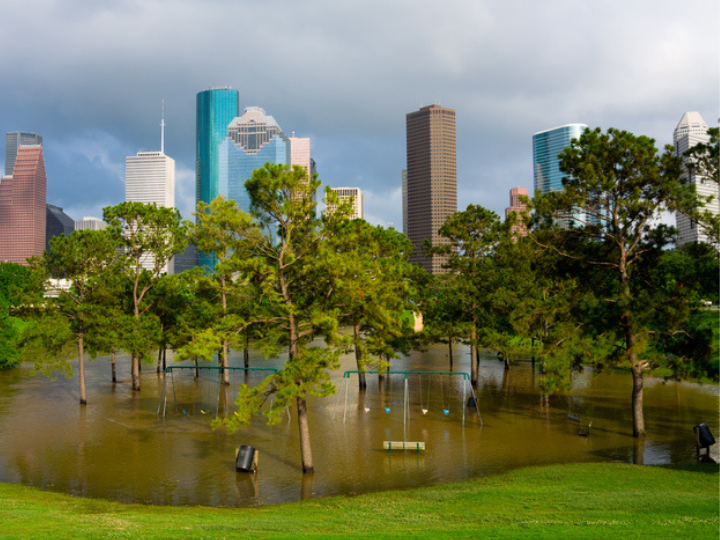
[
  {"left": 383, "top": 441, "right": 425, "bottom": 454},
  {"left": 567, "top": 414, "right": 592, "bottom": 436}
]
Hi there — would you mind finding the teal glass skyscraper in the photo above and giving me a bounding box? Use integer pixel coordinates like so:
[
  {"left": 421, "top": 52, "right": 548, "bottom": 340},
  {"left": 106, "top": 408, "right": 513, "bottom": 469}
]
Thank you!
[
  {"left": 196, "top": 88, "right": 239, "bottom": 268},
  {"left": 196, "top": 88, "right": 239, "bottom": 209},
  {"left": 532, "top": 124, "right": 587, "bottom": 195}
]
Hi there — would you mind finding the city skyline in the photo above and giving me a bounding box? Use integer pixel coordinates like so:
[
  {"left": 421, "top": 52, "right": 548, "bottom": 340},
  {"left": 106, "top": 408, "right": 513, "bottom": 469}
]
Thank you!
[{"left": 0, "top": 2, "right": 714, "bottom": 230}]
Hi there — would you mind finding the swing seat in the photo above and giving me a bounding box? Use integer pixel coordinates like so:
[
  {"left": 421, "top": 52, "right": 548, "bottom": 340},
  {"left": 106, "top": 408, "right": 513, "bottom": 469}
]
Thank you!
[
  {"left": 383, "top": 441, "right": 425, "bottom": 454},
  {"left": 567, "top": 414, "right": 592, "bottom": 436}
]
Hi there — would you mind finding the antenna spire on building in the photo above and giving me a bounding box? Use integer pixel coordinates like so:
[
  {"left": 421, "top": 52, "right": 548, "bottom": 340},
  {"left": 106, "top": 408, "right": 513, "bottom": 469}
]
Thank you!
[{"left": 160, "top": 99, "right": 166, "bottom": 154}]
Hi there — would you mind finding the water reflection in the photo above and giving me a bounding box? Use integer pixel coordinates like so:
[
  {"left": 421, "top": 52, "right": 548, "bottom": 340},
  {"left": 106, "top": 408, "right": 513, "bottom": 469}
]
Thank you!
[{"left": 0, "top": 343, "right": 716, "bottom": 507}]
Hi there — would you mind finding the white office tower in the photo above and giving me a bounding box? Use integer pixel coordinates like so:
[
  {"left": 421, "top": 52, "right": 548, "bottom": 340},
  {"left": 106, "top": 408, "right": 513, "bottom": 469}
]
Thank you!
[
  {"left": 74, "top": 216, "right": 107, "bottom": 231},
  {"left": 328, "top": 187, "right": 364, "bottom": 219},
  {"left": 125, "top": 108, "right": 176, "bottom": 273},
  {"left": 674, "top": 112, "right": 718, "bottom": 247}
]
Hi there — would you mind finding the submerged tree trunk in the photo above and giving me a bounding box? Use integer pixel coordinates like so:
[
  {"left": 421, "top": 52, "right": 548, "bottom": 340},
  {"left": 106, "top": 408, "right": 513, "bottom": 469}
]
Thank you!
[
  {"left": 156, "top": 348, "right": 163, "bottom": 373},
  {"left": 448, "top": 339, "right": 453, "bottom": 369},
  {"left": 354, "top": 324, "right": 366, "bottom": 390},
  {"left": 631, "top": 363, "right": 645, "bottom": 437},
  {"left": 111, "top": 349, "right": 116, "bottom": 384},
  {"left": 162, "top": 348, "right": 166, "bottom": 372},
  {"left": 193, "top": 357, "right": 199, "bottom": 379},
  {"left": 297, "top": 396, "right": 314, "bottom": 473},
  {"left": 243, "top": 345, "right": 249, "bottom": 369},
  {"left": 132, "top": 353, "right": 140, "bottom": 391},
  {"left": 78, "top": 328, "right": 86, "bottom": 405}
]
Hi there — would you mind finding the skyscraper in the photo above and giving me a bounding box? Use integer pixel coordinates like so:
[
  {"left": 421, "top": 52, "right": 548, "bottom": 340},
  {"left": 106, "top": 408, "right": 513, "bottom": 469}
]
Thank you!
[
  {"left": 5, "top": 132, "right": 42, "bottom": 176},
  {"left": 196, "top": 88, "right": 239, "bottom": 268},
  {"left": 126, "top": 152, "right": 176, "bottom": 209},
  {"left": 505, "top": 187, "right": 529, "bottom": 238},
  {"left": 533, "top": 124, "right": 588, "bottom": 227},
  {"left": 46, "top": 204, "right": 74, "bottom": 252},
  {"left": 0, "top": 145, "right": 46, "bottom": 264},
  {"left": 327, "top": 187, "right": 364, "bottom": 219},
  {"left": 674, "top": 111, "right": 718, "bottom": 247},
  {"left": 533, "top": 124, "right": 587, "bottom": 194},
  {"left": 405, "top": 104, "right": 456, "bottom": 274},
  {"left": 126, "top": 109, "right": 177, "bottom": 273},
  {"left": 196, "top": 88, "right": 239, "bottom": 210},
  {"left": 218, "top": 106, "right": 291, "bottom": 213}
]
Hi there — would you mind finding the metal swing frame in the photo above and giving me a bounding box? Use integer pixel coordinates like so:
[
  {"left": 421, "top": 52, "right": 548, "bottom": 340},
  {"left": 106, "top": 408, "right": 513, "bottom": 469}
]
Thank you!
[
  {"left": 157, "top": 366, "right": 283, "bottom": 418},
  {"left": 333, "top": 370, "right": 483, "bottom": 429}
]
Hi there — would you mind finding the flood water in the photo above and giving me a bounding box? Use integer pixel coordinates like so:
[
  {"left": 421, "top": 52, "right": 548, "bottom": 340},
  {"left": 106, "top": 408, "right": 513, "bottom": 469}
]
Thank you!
[{"left": 0, "top": 343, "right": 716, "bottom": 507}]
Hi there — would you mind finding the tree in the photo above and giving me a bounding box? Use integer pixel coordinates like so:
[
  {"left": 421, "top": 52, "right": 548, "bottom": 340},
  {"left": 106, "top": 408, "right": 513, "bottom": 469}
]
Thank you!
[
  {"left": 329, "top": 218, "right": 419, "bottom": 388},
  {"left": 684, "top": 127, "right": 719, "bottom": 184},
  {"left": 0, "top": 262, "right": 35, "bottom": 368},
  {"left": 425, "top": 205, "right": 506, "bottom": 385},
  {"left": 27, "top": 230, "right": 120, "bottom": 404},
  {"left": 103, "top": 202, "right": 187, "bottom": 391},
  {"left": 218, "top": 164, "right": 350, "bottom": 473},
  {"left": 181, "top": 197, "right": 262, "bottom": 385},
  {"left": 533, "top": 127, "right": 701, "bottom": 437}
]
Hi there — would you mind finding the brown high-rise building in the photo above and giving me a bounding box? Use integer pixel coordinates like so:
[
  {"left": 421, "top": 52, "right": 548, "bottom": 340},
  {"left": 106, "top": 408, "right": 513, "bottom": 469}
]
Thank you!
[
  {"left": 0, "top": 145, "right": 47, "bottom": 264},
  {"left": 405, "top": 104, "right": 456, "bottom": 274}
]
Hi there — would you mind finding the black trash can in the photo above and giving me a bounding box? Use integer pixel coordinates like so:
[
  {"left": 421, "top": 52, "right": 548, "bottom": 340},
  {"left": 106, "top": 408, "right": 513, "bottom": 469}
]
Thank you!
[
  {"left": 694, "top": 424, "right": 716, "bottom": 447},
  {"left": 236, "top": 445, "right": 256, "bottom": 472}
]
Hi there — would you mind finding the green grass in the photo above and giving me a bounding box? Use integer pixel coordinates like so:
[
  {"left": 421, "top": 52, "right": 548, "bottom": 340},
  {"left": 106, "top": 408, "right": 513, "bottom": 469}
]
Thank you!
[{"left": 0, "top": 463, "right": 716, "bottom": 539}]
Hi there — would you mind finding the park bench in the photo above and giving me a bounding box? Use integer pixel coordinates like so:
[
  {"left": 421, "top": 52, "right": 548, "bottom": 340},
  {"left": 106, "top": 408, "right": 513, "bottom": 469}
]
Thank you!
[
  {"left": 383, "top": 441, "right": 425, "bottom": 454},
  {"left": 567, "top": 414, "right": 592, "bottom": 436}
]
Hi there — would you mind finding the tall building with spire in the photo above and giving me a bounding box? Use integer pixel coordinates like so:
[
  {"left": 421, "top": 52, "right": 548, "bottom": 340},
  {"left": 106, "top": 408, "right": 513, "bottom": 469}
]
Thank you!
[
  {"left": 405, "top": 104, "right": 456, "bottom": 274},
  {"left": 126, "top": 104, "right": 176, "bottom": 273},
  {"left": 674, "top": 111, "right": 718, "bottom": 247},
  {"left": 0, "top": 144, "right": 46, "bottom": 264}
]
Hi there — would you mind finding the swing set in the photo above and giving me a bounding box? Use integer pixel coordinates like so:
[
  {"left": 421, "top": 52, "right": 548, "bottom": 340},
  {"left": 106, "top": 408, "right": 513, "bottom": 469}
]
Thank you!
[
  {"left": 157, "top": 366, "right": 282, "bottom": 419},
  {"left": 333, "top": 370, "right": 483, "bottom": 428}
]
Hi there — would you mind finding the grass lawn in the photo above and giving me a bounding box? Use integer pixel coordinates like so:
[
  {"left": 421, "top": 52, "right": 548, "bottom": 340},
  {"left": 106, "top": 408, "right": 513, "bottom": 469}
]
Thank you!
[{"left": 0, "top": 463, "right": 716, "bottom": 539}]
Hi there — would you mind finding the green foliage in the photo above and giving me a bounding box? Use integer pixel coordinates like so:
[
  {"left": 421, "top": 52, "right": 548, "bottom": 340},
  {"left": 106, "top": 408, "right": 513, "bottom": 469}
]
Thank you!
[
  {"left": 329, "top": 218, "right": 421, "bottom": 377},
  {"left": 103, "top": 202, "right": 188, "bottom": 389},
  {"left": 532, "top": 127, "right": 711, "bottom": 435}
]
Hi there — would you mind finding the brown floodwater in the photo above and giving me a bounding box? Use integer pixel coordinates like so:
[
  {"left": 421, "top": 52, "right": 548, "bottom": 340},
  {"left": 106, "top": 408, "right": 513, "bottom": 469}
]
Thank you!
[{"left": 0, "top": 343, "right": 716, "bottom": 507}]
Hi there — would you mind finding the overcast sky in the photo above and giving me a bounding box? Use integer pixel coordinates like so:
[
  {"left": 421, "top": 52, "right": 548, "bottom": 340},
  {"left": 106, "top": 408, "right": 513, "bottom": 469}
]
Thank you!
[{"left": 0, "top": 0, "right": 717, "bottom": 229}]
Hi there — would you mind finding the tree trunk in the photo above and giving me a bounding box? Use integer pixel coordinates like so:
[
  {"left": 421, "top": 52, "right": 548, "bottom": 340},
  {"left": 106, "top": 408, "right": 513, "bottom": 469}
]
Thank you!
[
  {"left": 297, "top": 396, "right": 314, "bottom": 473},
  {"left": 132, "top": 353, "right": 140, "bottom": 391},
  {"left": 243, "top": 346, "right": 249, "bottom": 369},
  {"left": 111, "top": 349, "right": 116, "bottom": 384},
  {"left": 221, "top": 341, "right": 230, "bottom": 385},
  {"left": 354, "top": 324, "right": 366, "bottom": 389},
  {"left": 193, "top": 357, "right": 199, "bottom": 379},
  {"left": 448, "top": 339, "right": 453, "bottom": 369},
  {"left": 78, "top": 329, "right": 87, "bottom": 405},
  {"left": 631, "top": 363, "right": 645, "bottom": 437},
  {"left": 156, "top": 348, "right": 162, "bottom": 373},
  {"left": 162, "top": 348, "right": 166, "bottom": 372}
]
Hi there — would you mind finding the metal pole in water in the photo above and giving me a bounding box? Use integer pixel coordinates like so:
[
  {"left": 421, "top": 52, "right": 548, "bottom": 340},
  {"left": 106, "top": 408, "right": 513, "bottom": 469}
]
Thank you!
[{"left": 343, "top": 375, "right": 349, "bottom": 424}]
